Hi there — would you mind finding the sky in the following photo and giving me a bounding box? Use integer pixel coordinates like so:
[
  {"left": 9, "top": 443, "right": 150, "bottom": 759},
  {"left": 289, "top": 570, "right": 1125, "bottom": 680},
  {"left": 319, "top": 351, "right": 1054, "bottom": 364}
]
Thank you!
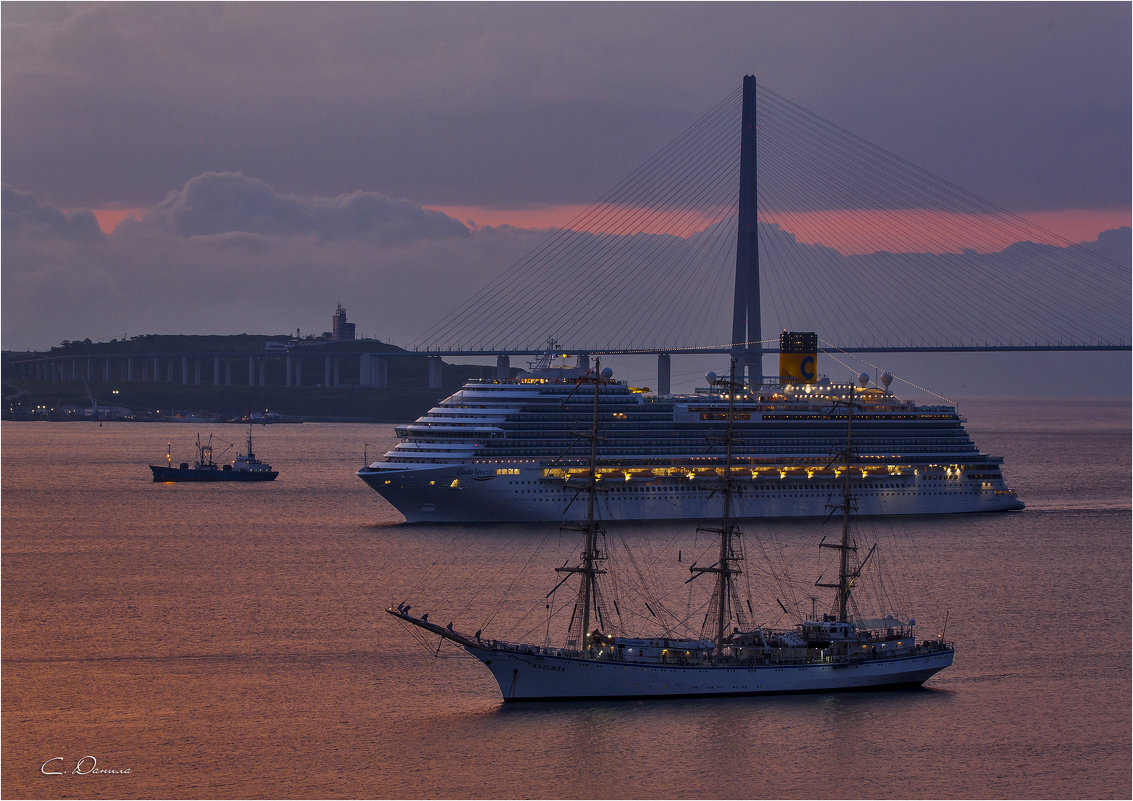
[{"left": 2, "top": 2, "right": 1130, "bottom": 397}]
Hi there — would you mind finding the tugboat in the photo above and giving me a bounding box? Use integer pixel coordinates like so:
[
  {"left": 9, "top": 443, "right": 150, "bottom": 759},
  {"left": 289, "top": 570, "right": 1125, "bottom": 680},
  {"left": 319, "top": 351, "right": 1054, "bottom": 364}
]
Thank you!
[{"left": 150, "top": 424, "right": 278, "bottom": 482}]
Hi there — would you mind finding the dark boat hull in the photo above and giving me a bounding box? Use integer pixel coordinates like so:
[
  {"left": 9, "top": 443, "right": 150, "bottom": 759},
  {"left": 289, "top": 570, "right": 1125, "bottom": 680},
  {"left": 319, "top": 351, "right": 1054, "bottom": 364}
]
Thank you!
[{"left": 150, "top": 465, "right": 277, "bottom": 482}]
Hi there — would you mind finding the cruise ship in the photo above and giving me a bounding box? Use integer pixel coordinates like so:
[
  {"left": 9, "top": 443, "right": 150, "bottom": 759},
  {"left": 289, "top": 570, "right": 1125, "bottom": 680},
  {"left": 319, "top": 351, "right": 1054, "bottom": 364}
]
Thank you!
[{"left": 358, "top": 334, "right": 1024, "bottom": 523}]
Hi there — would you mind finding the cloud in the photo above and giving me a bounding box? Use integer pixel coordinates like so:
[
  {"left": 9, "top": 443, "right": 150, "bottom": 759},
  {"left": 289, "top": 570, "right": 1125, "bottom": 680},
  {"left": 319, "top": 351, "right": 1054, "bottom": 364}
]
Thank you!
[
  {"left": 1, "top": 184, "right": 102, "bottom": 241},
  {"left": 1, "top": 181, "right": 539, "bottom": 351},
  {"left": 2, "top": 4, "right": 1128, "bottom": 212},
  {"left": 403, "top": 210, "right": 1131, "bottom": 357},
  {"left": 135, "top": 172, "right": 469, "bottom": 244},
  {"left": 2, "top": 179, "right": 1128, "bottom": 400}
]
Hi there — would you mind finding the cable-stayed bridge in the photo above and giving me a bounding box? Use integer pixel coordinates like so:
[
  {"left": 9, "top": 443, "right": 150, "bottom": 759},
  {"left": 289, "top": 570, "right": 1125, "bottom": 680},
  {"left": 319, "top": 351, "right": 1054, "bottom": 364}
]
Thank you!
[
  {"left": 409, "top": 76, "right": 1129, "bottom": 388},
  {"left": 16, "top": 77, "right": 1124, "bottom": 399}
]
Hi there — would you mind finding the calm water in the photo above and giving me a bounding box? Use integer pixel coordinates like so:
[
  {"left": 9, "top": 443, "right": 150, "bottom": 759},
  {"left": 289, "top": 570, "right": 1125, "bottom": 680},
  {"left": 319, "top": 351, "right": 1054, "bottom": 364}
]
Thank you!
[{"left": 2, "top": 399, "right": 1130, "bottom": 799}]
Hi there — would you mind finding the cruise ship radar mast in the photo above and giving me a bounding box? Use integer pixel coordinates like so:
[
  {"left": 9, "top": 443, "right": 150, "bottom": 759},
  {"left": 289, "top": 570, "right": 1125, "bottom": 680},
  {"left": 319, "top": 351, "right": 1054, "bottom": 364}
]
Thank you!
[{"left": 528, "top": 339, "right": 561, "bottom": 373}]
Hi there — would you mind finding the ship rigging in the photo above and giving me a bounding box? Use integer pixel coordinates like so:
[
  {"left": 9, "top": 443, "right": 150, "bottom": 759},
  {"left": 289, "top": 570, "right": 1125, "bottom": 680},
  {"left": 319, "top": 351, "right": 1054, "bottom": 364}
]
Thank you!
[{"left": 388, "top": 358, "right": 955, "bottom": 701}]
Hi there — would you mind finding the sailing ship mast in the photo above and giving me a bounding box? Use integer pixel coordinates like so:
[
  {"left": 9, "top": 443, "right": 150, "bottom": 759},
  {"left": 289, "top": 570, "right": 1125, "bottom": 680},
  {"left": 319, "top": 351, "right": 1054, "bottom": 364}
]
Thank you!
[
  {"left": 384, "top": 358, "right": 955, "bottom": 701},
  {"left": 554, "top": 357, "right": 608, "bottom": 655},
  {"left": 691, "top": 358, "right": 744, "bottom": 660},
  {"left": 816, "top": 387, "right": 875, "bottom": 623}
]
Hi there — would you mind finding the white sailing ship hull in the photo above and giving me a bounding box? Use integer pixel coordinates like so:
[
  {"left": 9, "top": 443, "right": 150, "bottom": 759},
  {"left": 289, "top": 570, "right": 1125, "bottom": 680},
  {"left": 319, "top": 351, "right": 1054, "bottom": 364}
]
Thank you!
[
  {"left": 465, "top": 645, "right": 954, "bottom": 701},
  {"left": 362, "top": 464, "right": 1023, "bottom": 523}
]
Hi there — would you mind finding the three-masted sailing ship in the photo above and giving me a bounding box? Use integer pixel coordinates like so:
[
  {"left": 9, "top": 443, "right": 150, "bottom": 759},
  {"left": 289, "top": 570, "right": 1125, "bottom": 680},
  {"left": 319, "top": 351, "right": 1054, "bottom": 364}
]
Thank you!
[{"left": 389, "top": 359, "right": 954, "bottom": 701}]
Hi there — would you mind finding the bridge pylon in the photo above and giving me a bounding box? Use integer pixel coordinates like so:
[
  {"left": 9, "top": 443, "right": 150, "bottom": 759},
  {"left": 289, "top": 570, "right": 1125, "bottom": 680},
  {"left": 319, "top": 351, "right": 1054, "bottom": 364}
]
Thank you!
[{"left": 732, "top": 74, "right": 762, "bottom": 384}]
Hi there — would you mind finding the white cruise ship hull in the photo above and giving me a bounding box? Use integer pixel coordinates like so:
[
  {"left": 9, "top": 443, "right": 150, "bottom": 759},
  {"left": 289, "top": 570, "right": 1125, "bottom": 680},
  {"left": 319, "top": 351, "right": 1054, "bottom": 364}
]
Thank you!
[
  {"left": 465, "top": 644, "right": 954, "bottom": 701},
  {"left": 360, "top": 464, "right": 1024, "bottom": 523},
  {"left": 360, "top": 366, "right": 1024, "bottom": 523}
]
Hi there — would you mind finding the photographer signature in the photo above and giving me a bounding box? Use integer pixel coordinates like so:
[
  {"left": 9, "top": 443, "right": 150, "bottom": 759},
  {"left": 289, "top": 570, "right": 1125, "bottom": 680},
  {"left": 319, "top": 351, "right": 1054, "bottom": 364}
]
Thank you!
[{"left": 41, "top": 756, "right": 131, "bottom": 776}]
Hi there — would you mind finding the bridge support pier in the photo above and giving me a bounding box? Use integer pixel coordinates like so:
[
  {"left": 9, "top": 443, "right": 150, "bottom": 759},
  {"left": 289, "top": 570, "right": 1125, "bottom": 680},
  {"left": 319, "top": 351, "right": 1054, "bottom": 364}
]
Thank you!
[
  {"left": 578, "top": 353, "right": 590, "bottom": 372},
  {"left": 360, "top": 354, "right": 388, "bottom": 388},
  {"left": 657, "top": 353, "right": 671, "bottom": 395},
  {"left": 427, "top": 357, "right": 443, "bottom": 389},
  {"left": 496, "top": 355, "right": 510, "bottom": 380}
]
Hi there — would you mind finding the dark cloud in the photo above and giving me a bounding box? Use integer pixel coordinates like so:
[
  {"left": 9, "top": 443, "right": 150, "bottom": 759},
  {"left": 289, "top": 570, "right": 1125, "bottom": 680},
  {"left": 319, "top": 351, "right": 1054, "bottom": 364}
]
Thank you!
[
  {"left": 136, "top": 172, "right": 469, "bottom": 244},
  {"left": 4, "top": 178, "right": 1128, "bottom": 399},
  {"left": 411, "top": 214, "right": 1130, "bottom": 355},
  {"left": 2, "top": 5, "right": 1128, "bottom": 398},
  {"left": 2, "top": 4, "right": 1128, "bottom": 211},
  {"left": 1, "top": 185, "right": 103, "bottom": 241},
  {"left": 1, "top": 181, "right": 540, "bottom": 351}
]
